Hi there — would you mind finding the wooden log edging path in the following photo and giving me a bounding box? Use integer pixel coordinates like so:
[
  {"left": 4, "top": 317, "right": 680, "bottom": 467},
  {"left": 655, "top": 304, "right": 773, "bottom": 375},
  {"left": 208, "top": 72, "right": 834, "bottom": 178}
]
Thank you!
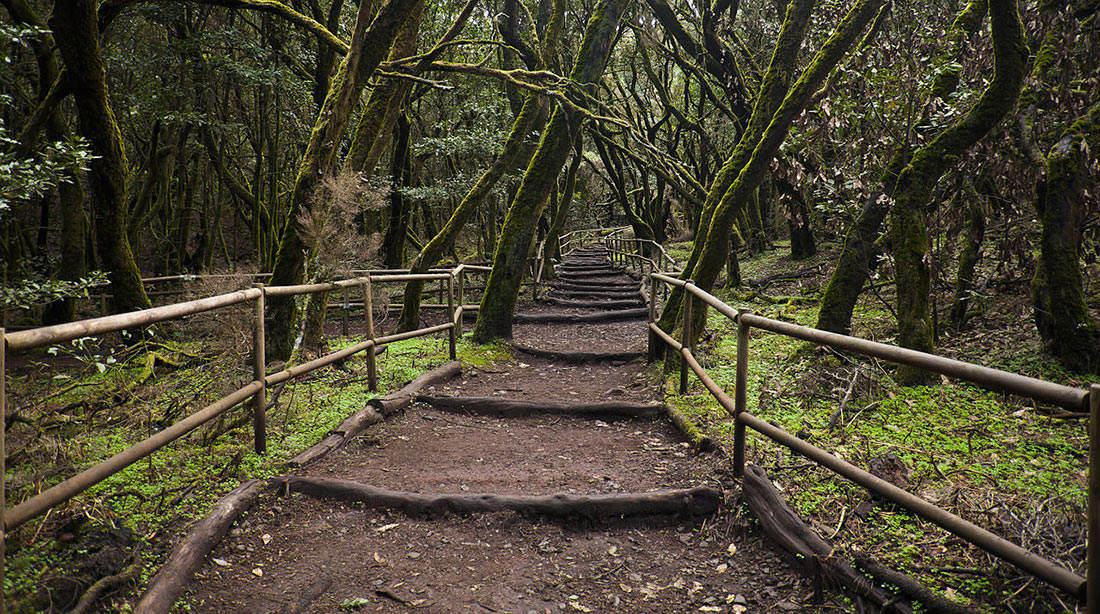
[
  {"left": 132, "top": 360, "right": 464, "bottom": 614},
  {"left": 138, "top": 243, "right": 739, "bottom": 614},
  {"left": 276, "top": 476, "right": 722, "bottom": 519}
]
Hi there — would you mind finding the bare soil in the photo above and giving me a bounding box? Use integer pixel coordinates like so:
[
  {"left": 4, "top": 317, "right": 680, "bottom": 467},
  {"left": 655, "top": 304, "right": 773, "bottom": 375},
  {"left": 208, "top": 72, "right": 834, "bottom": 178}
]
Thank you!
[{"left": 182, "top": 248, "right": 810, "bottom": 614}]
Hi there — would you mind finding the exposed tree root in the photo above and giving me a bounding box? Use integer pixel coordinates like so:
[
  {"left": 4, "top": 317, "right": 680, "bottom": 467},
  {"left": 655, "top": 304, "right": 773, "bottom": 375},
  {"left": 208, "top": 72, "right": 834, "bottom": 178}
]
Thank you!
[
  {"left": 71, "top": 543, "right": 144, "bottom": 614},
  {"left": 275, "top": 475, "right": 722, "bottom": 518},
  {"left": 416, "top": 394, "right": 663, "bottom": 418}
]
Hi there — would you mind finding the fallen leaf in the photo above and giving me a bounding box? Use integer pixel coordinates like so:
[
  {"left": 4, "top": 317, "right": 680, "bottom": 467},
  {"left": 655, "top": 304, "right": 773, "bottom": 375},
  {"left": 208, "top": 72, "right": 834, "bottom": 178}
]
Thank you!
[
  {"left": 716, "top": 563, "right": 728, "bottom": 573},
  {"left": 732, "top": 605, "right": 748, "bottom": 613},
  {"left": 261, "top": 533, "right": 272, "bottom": 545},
  {"left": 374, "top": 523, "right": 400, "bottom": 533},
  {"left": 727, "top": 543, "right": 737, "bottom": 555},
  {"left": 608, "top": 545, "right": 619, "bottom": 556},
  {"left": 252, "top": 567, "right": 263, "bottom": 577},
  {"left": 212, "top": 558, "right": 229, "bottom": 567}
]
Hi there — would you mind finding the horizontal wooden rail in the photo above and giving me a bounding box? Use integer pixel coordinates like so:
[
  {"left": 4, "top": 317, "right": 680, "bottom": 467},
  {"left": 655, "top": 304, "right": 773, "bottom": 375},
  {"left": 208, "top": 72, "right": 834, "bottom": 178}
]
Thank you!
[
  {"left": 1, "top": 264, "right": 473, "bottom": 613},
  {"left": 736, "top": 313, "right": 1087, "bottom": 411},
  {"left": 4, "top": 380, "right": 263, "bottom": 531},
  {"left": 6, "top": 288, "right": 263, "bottom": 352},
  {"left": 644, "top": 270, "right": 1092, "bottom": 600}
]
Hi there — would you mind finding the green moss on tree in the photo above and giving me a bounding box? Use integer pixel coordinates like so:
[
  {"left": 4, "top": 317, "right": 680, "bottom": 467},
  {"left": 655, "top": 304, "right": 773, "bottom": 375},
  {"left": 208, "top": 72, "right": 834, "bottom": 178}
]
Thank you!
[
  {"left": 891, "top": 0, "right": 1026, "bottom": 383},
  {"left": 472, "top": 0, "right": 631, "bottom": 342},
  {"left": 50, "top": 0, "right": 150, "bottom": 316}
]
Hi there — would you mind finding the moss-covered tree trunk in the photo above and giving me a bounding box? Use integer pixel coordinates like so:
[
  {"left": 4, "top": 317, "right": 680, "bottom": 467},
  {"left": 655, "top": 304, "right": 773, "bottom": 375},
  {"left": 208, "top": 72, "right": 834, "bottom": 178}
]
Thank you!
[
  {"left": 396, "top": 91, "right": 549, "bottom": 331},
  {"left": 1031, "top": 101, "right": 1100, "bottom": 373},
  {"left": 382, "top": 112, "right": 413, "bottom": 269},
  {"left": 949, "top": 191, "right": 986, "bottom": 329},
  {"left": 890, "top": 0, "right": 1025, "bottom": 383},
  {"left": 472, "top": 0, "right": 631, "bottom": 342},
  {"left": 656, "top": 0, "right": 818, "bottom": 332},
  {"left": 675, "top": 0, "right": 886, "bottom": 334},
  {"left": 344, "top": 0, "right": 425, "bottom": 179},
  {"left": 4, "top": 0, "right": 87, "bottom": 324},
  {"left": 543, "top": 144, "right": 583, "bottom": 274},
  {"left": 50, "top": 0, "right": 150, "bottom": 316},
  {"left": 814, "top": 0, "right": 987, "bottom": 336},
  {"left": 266, "top": 0, "right": 418, "bottom": 360}
]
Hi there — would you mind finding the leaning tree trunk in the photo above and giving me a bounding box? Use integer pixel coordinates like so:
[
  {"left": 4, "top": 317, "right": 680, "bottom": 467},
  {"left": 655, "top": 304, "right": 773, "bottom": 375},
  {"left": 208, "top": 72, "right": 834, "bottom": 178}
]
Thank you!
[
  {"left": 656, "top": 0, "right": 818, "bottom": 333},
  {"left": 890, "top": 0, "right": 1026, "bottom": 384},
  {"left": 814, "top": 0, "right": 987, "bottom": 336},
  {"left": 471, "top": 0, "right": 632, "bottom": 342},
  {"left": 266, "top": 0, "right": 418, "bottom": 360},
  {"left": 1031, "top": 101, "right": 1100, "bottom": 373},
  {"left": 949, "top": 189, "right": 986, "bottom": 329},
  {"left": 543, "top": 143, "right": 583, "bottom": 274},
  {"left": 396, "top": 92, "right": 548, "bottom": 331},
  {"left": 679, "top": 0, "right": 886, "bottom": 337},
  {"left": 50, "top": 0, "right": 150, "bottom": 315},
  {"left": 344, "top": 0, "right": 425, "bottom": 180}
]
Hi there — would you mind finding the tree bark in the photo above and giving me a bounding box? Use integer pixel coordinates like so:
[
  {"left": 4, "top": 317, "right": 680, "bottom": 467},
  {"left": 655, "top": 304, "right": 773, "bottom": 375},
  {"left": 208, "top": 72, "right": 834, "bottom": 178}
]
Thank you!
[
  {"left": 396, "top": 96, "right": 548, "bottom": 330},
  {"left": 1031, "top": 101, "right": 1100, "bottom": 373},
  {"left": 949, "top": 190, "right": 986, "bottom": 329},
  {"left": 673, "top": 0, "right": 886, "bottom": 342},
  {"left": 382, "top": 112, "right": 414, "bottom": 268},
  {"left": 266, "top": 0, "right": 418, "bottom": 360},
  {"left": 50, "top": 0, "right": 151, "bottom": 316},
  {"left": 815, "top": 0, "right": 987, "bottom": 335},
  {"left": 472, "top": 0, "right": 632, "bottom": 342},
  {"left": 657, "top": 0, "right": 818, "bottom": 333},
  {"left": 891, "top": 0, "right": 1026, "bottom": 383}
]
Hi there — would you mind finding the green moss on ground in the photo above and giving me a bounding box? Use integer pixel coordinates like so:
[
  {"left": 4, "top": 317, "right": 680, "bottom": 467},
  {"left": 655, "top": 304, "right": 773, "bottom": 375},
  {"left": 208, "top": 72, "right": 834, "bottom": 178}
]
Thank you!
[
  {"left": 658, "top": 244, "right": 1092, "bottom": 612},
  {"left": 4, "top": 332, "right": 502, "bottom": 612}
]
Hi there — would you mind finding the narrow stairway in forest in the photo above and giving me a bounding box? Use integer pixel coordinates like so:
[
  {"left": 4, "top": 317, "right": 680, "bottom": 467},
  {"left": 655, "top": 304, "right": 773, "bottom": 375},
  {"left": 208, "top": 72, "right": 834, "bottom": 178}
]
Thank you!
[{"left": 177, "top": 246, "right": 811, "bottom": 614}]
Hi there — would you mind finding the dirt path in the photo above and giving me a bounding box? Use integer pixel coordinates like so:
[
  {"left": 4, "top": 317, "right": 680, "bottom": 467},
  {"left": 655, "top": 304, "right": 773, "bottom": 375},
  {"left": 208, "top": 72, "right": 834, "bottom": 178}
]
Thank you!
[{"left": 183, "top": 247, "right": 810, "bottom": 613}]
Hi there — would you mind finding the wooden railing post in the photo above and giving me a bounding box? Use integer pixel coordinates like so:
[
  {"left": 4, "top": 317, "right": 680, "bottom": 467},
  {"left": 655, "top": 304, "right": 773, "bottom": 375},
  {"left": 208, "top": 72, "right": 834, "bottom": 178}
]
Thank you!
[
  {"left": 680, "top": 289, "right": 693, "bottom": 394},
  {"left": 647, "top": 275, "right": 659, "bottom": 363},
  {"left": 364, "top": 275, "right": 378, "bottom": 392},
  {"left": 1090, "top": 384, "right": 1100, "bottom": 612},
  {"left": 456, "top": 267, "right": 465, "bottom": 333},
  {"left": 447, "top": 273, "right": 457, "bottom": 361},
  {"left": 251, "top": 286, "right": 266, "bottom": 454},
  {"left": 341, "top": 287, "right": 350, "bottom": 336},
  {"left": 733, "top": 308, "right": 751, "bottom": 477},
  {"left": 1, "top": 328, "right": 6, "bottom": 614}
]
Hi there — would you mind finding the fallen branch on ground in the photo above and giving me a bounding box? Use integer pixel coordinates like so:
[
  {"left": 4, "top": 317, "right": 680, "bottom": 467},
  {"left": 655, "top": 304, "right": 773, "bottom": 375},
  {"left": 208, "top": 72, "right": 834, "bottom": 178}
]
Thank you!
[
  {"left": 276, "top": 476, "right": 722, "bottom": 518},
  {"left": 742, "top": 464, "right": 913, "bottom": 613},
  {"left": 663, "top": 406, "right": 714, "bottom": 451}
]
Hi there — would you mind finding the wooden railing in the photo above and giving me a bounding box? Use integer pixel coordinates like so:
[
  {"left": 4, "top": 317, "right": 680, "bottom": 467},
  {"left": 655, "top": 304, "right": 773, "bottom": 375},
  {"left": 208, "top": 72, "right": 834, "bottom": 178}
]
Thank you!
[
  {"left": 0, "top": 264, "right": 488, "bottom": 612},
  {"left": 615, "top": 249, "right": 1097, "bottom": 604}
]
